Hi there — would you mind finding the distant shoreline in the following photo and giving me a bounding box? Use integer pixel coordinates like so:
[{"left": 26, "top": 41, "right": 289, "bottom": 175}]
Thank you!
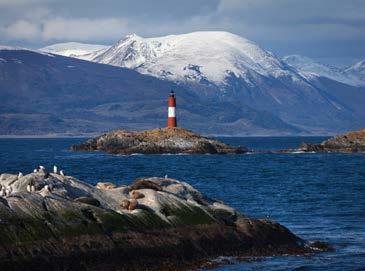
[{"left": 0, "top": 133, "right": 333, "bottom": 139}]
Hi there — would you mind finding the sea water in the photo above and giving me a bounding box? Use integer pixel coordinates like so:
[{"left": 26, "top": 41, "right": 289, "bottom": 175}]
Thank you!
[{"left": 0, "top": 136, "right": 364, "bottom": 270}]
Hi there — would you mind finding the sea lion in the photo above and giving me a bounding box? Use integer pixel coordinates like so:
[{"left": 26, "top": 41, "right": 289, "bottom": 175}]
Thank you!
[
  {"left": 130, "top": 179, "right": 162, "bottom": 191},
  {"left": 120, "top": 199, "right": 130, "bottom": 210},
  {"left": 128, "top": 199, "right": 138, "bottom": 211},
  {"left": 130, "top": 190, "right": 145, "bottom": 199}
]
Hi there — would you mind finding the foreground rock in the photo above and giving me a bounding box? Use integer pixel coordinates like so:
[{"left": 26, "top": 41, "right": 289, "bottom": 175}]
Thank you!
[
  {"left": 71, "top": 127, "right": 246, "bottom": 154},
  {"left": 0, "top": 170, "right": 325, "bottom": 271},
  {"left": 298, "top": 128, "right": 365, "bottom": 153}
]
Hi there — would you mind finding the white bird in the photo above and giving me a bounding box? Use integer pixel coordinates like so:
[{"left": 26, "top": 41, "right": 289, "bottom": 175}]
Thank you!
[
  {"left": 39, "top": 165, "right": 45, "bottom": 170},
  {"left": 164, "top": 174, "right": 168, "bottom": 179},
  {"left": 60, "top": 170, "right": 65, "bottom": 176},
  {"left": 53, "top": 165, "right": 58, "bottom": 174},
  {"left": 31, "top": 185, "right": 35, "bottom": 192},
  {"left": 18, "top": 172, "right": 23, "bottom": 179},
  {"left": 33, "top": 169, "right": 38, "bottom": 173},
  {"left": 26, "top": 184, "right": 31, "bottom": 192},
  {"left": 44, "top": 185, "right": 50, "bottom": 192}
]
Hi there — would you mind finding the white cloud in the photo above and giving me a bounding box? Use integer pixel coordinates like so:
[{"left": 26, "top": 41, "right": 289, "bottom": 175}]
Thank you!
[
  {"left": 42, "top": 17, "right": 129, "bottom": 41},
  {"left": 1, "top": 17, "right": 129, "bottom": 42},
  {"left": 2, "top": 20, "right": 41, "bottom": 41}
]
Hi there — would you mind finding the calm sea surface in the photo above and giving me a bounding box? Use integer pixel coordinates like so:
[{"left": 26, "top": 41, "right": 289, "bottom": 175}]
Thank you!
[{"left": 0, "top": 136, "right": 364, "bottom": 271}]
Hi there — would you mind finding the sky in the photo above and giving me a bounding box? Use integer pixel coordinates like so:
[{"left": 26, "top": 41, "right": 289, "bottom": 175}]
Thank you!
[{"left": 0, "top": 0, "right": 364, "bottom": 66}]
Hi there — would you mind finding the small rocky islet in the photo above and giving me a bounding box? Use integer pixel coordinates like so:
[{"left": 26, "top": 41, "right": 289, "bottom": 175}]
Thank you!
[
  {"left": 298, "top": 128, "right": 365, "bottom": 153},
  {"left": 0, "top": 168, "right": 328, "bottom": 271},
  {"left": 71, "top": 127, "right": 247, "bottom": 154}
]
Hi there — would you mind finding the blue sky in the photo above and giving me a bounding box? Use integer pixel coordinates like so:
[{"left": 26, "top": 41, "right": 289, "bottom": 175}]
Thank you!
[{"left": 0, "top": 0, "right": 364, "bottom": 66}]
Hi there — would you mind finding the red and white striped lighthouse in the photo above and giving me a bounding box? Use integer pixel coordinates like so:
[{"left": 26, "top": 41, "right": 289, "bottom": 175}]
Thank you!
[{"left": 167, "top": 91, "right": 177, "bottom": 128}]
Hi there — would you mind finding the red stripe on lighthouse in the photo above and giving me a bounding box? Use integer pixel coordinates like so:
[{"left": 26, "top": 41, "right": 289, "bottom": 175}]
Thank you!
[{"left": 167, "top": 91, "right": 177, "bottom": 128}]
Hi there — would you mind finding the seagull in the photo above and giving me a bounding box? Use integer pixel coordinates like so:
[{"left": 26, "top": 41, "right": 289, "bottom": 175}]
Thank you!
[
  {"left": 60, "top": 170, "right": 65, "bottom": 176},
  {"left": 31, "top": 185, "right": 35, "bottom": 192},
  {"left": 18, "top": 172, "right": 23, "bottom": 179},
  {"left": 26, "top": 184, "right": 31, "bottom": 192},
  {"left": 33, "top": 169, "right": 38, "bottom": 173},
  {"left": 164, "top": 174, "right": 168, "bottom": 179},
  {"left": 39, "top": 165, "right": 45, "bottom": 170},
  {"left": 53, "top": 165, "right": 58, "bottom": 174}
]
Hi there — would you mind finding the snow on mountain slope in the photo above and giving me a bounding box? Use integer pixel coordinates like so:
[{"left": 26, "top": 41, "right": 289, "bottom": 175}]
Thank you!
[
  {"left": 344, "top": 59, "right": 365, "bottom": 81},
  {"left": 40, "top": 42, "right": 109, "bottom": 59},
  {"left": 0, "top": 45, "right": 54, "bottom": 57},
  {"left": 283, "top": 55, "right": 365, "bottom": 86},
  {"left": 91, "top": 31, "right": 306, "bottom": 86}
]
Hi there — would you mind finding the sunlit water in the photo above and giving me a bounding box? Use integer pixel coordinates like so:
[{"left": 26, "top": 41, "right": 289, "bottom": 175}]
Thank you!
[{"left": 0, "top": 136, "right": 364, "bottom": 270}]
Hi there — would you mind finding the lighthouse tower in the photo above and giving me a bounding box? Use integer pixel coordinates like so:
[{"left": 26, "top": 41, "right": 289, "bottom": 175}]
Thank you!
[{"left": 167, "top": 91, "right": 177, "bottom": 128}]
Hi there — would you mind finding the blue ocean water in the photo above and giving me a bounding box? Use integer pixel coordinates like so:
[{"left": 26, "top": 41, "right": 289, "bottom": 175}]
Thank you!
[{"left": 0, "top": 136, "right": 364, "bottom": 271}]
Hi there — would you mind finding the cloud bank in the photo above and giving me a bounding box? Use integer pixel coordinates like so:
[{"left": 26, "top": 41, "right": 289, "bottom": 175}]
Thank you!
[{"left": 0, "top": 0, "right": 364, "bottom": 64}]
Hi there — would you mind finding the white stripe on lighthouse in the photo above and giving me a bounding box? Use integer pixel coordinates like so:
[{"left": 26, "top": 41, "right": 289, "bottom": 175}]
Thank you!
[{"left": 168, "top": 107, "right": 175, "bottom": 117}]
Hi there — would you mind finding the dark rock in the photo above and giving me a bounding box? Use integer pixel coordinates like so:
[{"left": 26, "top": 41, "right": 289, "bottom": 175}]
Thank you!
[
  {"left": 74, "top": 196, "right": 101, "bottom": 207},
  {"left": 309, "top": 241, "right": 334, "bottom": 251}
]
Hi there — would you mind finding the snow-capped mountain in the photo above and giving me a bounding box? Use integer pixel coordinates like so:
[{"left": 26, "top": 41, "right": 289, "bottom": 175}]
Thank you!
[
  {"left": 41, "top": 31, "right": 364, "bottom": 133},
  {"left": 40, "top": 42, "right": 109, "bottom": 59},
  {"left": 2, "top": 32, "right": 364, "bottom": 135},
  {"left": 91, "top": 31, "right": 306, "bottom": 87},
  {"left": 283, "top": 55, "right": 365, "bottom": 86}
]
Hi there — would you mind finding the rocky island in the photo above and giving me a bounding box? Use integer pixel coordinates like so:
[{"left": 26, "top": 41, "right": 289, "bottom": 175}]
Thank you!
[
  {"left": 298, "top": 128, "right": 365, "bottom": 153},
  {"left": 71, "top": 127, "right": 246, "bottom": 154},
  {"left": 0, "top": 169, "right": 327, "bottom": 271}
]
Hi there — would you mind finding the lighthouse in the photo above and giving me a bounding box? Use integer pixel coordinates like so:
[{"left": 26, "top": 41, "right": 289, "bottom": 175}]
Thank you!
[{"left": 167, "top": 91, "right": 177, "bottom": 128}]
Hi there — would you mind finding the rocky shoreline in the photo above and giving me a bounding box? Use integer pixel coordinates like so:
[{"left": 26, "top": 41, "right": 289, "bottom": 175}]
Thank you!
[
  {"left": 298, "top": 128, "right": 365, "bottom": 153},
  {"left": 0, "top": 169, "right": 327, "bottom": 271},
  {"left": 71, "top": 127, "right": 246, "bottom": 154}
]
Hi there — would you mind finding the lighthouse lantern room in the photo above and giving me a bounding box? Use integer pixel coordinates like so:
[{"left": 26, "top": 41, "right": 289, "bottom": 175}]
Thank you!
[{"left": 167, "top": 91, "right": 177, "bottom": 128}]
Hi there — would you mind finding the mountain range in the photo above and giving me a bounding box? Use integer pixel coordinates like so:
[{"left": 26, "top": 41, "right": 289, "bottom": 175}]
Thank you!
[{"left": 0, "top": 31, "right": 364, "bottom": 135}]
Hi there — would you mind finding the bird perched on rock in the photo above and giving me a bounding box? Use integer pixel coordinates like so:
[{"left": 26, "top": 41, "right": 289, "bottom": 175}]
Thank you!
[
  {"left": 33, "top": 169, "right": 38, "bottom": 173},
  {"left": 18, "top": 172, "right": 23, "bottom": 179},
  {"left": 26, "top": 184, "right": 31, "bottom": 192},
  {"left": 164, "top": 174, "right": 168, "bottom": 179},
  {"left": 39, "top": 166, "right": 45, "bottom": 170},
  {"left": 60, "top": 170, "right": 65, "bottom": 176},
  {"left": 53, "top": 165, "right": 58, "bottom": 174}
]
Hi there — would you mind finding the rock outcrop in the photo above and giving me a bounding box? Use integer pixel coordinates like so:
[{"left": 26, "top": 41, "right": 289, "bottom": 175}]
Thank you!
[
  {"left": 71, "top": 127, "right": 246, "bottom": 154},
  {"left": 299, "top": 128, "right": 365, "bottom": 153},
  {"left": 0, "top": 170, "right": 325, "bottom": 271}
]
